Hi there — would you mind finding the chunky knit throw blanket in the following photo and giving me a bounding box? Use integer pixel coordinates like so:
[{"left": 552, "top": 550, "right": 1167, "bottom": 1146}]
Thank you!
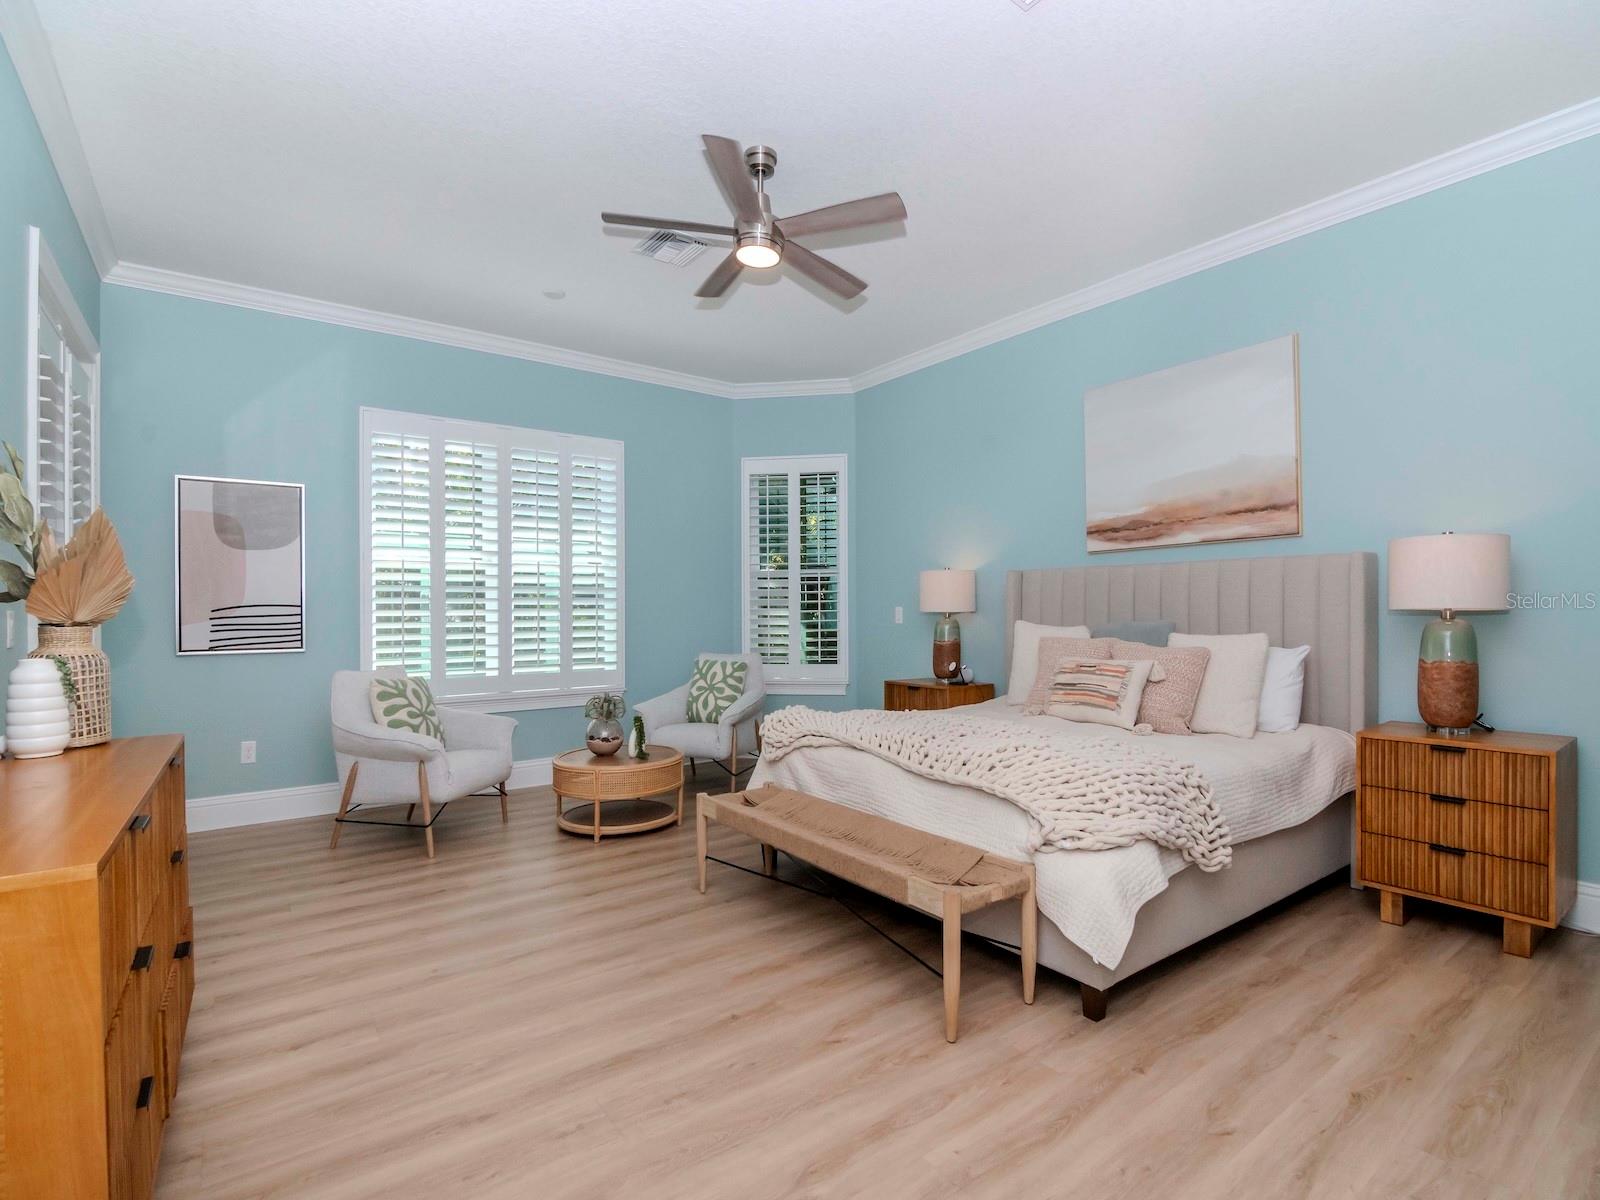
[{"left": 758, "top": 706, "right": 1232, "bottom": 871}]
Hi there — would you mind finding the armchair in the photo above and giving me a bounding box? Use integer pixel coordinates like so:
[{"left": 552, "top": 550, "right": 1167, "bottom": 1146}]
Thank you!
[
  {"left": 330, "top": 668, "right": 517, "bottom": 858},
  {"left": 635, "top": 653, "right": 766, "bottom": 781}
]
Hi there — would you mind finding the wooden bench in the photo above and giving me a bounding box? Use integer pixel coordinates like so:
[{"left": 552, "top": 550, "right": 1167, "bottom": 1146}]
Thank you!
[{"left": 696, "top": 787, "right": 1037, "bottom": 1042}]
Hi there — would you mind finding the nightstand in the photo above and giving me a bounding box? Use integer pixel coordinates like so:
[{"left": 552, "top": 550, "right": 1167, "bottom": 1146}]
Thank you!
[
  {"left": 884, "top": 678, "right": 996, "bottom": 711},
  {"left": 1356, "top": 721, "right": 1578, "bottom": 956}
]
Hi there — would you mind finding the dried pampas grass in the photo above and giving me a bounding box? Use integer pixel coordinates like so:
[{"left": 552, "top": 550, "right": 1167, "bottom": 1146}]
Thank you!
[{"left": 26, "top": 509, "right": 135, "bottom": 626}]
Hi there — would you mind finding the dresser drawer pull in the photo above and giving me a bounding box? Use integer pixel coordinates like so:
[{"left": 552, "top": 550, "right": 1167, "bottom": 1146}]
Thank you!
[
  {"left": 130, "top": 944, "right": 154, "bottom": 971},
  {"left": 1429, "top": 744, "right": 1467, "bottom": 755},
  {"left": 129, "top": 813, "right": 152, "bottom": 832},
  {"left": 174, "top": 940, "right": 192, "bottom": 960},
  {"left": 1429, "top": 793, "right": 1467, "bottom": 806},
  {"left": 136, "top": 1076, "right": 154, "bottom": 1111},
  {"left": 1428, "top": 842, "right": 1468, "bottom": 857},
  {"left": 171, "top": 848, "right": 186, "bottom": 864}
]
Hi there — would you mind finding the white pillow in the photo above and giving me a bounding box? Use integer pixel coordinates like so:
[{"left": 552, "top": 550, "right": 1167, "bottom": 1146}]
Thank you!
[
  {"left": 1257, "top": 645, "right": 1310, "bottom": 733},
  {"left": 1007, "top": 620, "right": 1092, "bottom": 703},
  {"left": 1030, "top": 657, "right": 1166, "bottom": 731},
  {"left": 1168, "top": 631, "right": 1270, "bottom": 739}
]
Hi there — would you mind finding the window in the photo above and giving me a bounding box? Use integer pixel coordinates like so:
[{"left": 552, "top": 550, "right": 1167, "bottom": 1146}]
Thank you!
[
  {"left": 25, "top": 228, "right": 99, "bottom": 546},
  {"left": 741, "top": 455, "right": 847, "bottom": 694},
  {"left": 360, "top": 408, "right": 623, "bottom": 710}
]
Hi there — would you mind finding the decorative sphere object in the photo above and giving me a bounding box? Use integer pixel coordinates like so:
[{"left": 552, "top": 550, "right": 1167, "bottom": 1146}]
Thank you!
[
  {"left": 586, "top": 716, "right": 623, "bottom": 756},
  {"left": 7, "top": 659, "right": 71, "bottom": 758}
]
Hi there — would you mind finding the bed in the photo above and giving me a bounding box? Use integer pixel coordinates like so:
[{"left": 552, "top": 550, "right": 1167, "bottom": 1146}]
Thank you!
[{"left": 748, "top": 551, "right": 1378, "bottom": 1019}]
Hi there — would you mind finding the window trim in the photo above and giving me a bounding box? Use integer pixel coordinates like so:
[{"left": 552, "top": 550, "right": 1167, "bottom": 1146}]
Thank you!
[
  {"left": 740, "top": 453, "right": 849, "bottom": 696},
  {"left": 358, "top": 406, "right": 625, "bottom": 712}
]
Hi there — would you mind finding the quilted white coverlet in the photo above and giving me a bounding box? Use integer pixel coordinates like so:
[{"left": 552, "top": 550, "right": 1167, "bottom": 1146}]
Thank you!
[{"left": 749, "top": 700, "right": 1355, "bottom": 969}]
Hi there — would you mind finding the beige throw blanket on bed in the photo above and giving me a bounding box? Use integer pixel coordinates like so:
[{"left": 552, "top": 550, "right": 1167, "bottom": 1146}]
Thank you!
[{"left": 758, "top": 706, "right": 1232, "bottom": 871}]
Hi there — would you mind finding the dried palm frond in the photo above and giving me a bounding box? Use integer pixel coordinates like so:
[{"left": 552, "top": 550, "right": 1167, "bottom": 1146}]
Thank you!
[{"left": 26, "top": 509, "right": 135, "bottom": 626}]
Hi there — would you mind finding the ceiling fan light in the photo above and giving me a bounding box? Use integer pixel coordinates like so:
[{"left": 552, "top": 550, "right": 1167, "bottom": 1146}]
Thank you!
[{"left": 735, "top": 234, "right": 781, "bottom": 269}]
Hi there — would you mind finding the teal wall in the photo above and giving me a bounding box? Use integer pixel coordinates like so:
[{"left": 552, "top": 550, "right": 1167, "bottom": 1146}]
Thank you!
[
  {"left": 100, "top": 287, "right": 739, "bottom": 797},
  {"left": 850, "top": 135, "right": 1600, "bottom": 880},
  {"left": 0, "top": 37, "right": 101, "bottom": 681}
]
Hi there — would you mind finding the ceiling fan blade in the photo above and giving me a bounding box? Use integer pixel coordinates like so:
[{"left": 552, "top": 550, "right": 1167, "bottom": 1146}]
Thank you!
[
  {"left": 777, "top": 192, "right": 906, "bottom": 239},
  {"left": 601, "top": 212, "right": 736, "bottom": 238},
  {"left": 702, "top": 135, "right": 763, "bottom": 224},
  {"left": 782, "top": 241, "right": 867, "bottom": 300},
  {"left": 694, "top": 252, "right": 744, "bottom": 299}
]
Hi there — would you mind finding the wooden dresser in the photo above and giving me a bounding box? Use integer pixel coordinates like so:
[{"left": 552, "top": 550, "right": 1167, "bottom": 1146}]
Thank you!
[
  {"left": 884, "top": 678, "right": 996, "bottom": 711},
  {"left": 0, "top": 735, "right": 194, "bottom": 1199},
  {"left": 1356, "top": 722, "right": 1577, "bottom": 956}
]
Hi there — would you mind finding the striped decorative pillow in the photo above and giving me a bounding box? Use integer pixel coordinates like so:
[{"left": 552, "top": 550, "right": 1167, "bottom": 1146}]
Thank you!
[
  {"left": 1023, "top": 636, "right": 1114, "bottom": 712},
  {"left": 1033, "top": 657, "right": 1165, "bottom": 731}
]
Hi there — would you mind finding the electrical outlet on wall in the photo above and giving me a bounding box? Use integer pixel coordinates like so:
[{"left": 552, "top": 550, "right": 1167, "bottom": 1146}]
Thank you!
[
  {"left": 894, "top": 606, "right": 903, "bottom": 624},
  {"left": 240, "top": 740, "right": 257, "bottom": 764}
]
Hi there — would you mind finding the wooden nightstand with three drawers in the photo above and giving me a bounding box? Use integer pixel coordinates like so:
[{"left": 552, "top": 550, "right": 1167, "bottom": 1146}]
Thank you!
[{"left": 1356, "top": 722, "right": 1578, "bottom": 956}]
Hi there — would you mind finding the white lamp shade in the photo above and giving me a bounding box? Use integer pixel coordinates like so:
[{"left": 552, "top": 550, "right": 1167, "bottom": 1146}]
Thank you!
[
  {"left": 1388, "top": 533, "right": 1510, "bottom": 612},
  {"left": 919, "top": 569, "right": 976, "bottom": 614}
]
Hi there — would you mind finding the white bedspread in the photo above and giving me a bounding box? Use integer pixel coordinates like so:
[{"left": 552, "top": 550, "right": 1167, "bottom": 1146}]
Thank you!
[{"left": 748, "top": 699, "right": 1355, "bottom": 969}]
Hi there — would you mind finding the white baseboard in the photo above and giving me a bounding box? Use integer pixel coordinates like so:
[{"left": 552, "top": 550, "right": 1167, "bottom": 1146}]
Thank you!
[
  {"left": 187, "top": 756, "right": 553, "bottom": 833},
  {"left": 1566, "top": 881, "right": 1600, "bottom": 935}
]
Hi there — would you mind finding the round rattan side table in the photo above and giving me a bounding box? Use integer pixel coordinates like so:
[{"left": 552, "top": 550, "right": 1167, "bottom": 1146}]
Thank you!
[{"left": 551, "top": 745, "right": 685, "bottom": 842}]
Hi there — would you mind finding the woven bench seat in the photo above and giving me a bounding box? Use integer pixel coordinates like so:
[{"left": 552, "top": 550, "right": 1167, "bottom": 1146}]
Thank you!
[{"left": 696, "top": 785, "right": 1037, "bottom": 1042}]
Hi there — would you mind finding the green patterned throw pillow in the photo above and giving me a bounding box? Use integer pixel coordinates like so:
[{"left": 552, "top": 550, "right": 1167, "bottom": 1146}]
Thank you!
[
  {"left": 686, "top": 658, "right": 747, "bottom": 724},
  {"left": 369, "top": 675, "right": 445, "bottom": 742}
]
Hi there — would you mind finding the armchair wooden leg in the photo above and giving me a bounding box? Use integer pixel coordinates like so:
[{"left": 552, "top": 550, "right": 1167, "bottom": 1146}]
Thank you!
[
  {"left": 330, "top": 762, "right": 359, "bottom": 849},
  {"left": 418, "top": 762, "right": 435, "bottom": 860},
  {"left": 696, "top": 797, "right": 708, "bottom": 894},
  {"left": 499, "top": 781, "right": 509, "bottom": 824}
]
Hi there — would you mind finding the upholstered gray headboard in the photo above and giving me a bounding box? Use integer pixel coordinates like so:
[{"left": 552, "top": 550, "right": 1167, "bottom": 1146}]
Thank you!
[{"left": 1004, "top": 552, "right": 1379, "bottom": 733}]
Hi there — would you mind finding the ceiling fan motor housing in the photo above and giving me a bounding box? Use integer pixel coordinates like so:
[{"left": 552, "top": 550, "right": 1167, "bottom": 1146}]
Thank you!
[{"left": 743, "top": 144, "right": 777, "bottom": 179}]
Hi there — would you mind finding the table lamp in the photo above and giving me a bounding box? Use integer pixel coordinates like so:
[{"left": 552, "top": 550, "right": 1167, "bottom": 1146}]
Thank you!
[
  {"left": 919, "top": 569, "right": 976, "bottom": 682},
  {"left": 1388, "top": 532, "right": 1510, "bottom": 732}
]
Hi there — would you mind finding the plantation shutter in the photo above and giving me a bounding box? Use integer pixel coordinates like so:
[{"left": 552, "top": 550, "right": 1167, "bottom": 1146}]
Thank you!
[
  {"left": 361, "top": 409, "right": 624, "bottom": 703},
  {"left": 747, "top": 473, "right": 791, "bottom": 664},
  {"left": 369, "top": 432, "right": 432, "bottom": 675},
  {"left": 31, "top": 284, "right": 98, "bottom": 546},
  {"left": 569, "top": 453, "right": 620, "bottom": 672},
  {"left": 741, "top": 456, "right": 848, "bottom": 691}
]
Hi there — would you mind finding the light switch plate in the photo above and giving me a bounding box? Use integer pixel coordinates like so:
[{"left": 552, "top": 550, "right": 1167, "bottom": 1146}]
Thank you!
[
  {"left": 894, "top": 606, "right": 903, "bottom": 624},
  {"left": 240, "top": 740, "right": 257, "bottom": 764}
]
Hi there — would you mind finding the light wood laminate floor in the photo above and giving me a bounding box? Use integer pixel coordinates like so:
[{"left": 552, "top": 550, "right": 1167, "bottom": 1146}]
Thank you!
[{"left": 159, "top": 784, "right": 1600, "bottom": 1200}]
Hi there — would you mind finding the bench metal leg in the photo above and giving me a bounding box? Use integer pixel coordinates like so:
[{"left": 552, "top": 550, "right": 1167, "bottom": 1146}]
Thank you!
[
  {"left": 696, "top": 796, "right": 709, "bottom": 894},
  {"left": 943, "top": 891, "right": 962, "bottom": 1043},
  {"left": 1021, "top": 866, "right": 1038, "bottom": 1005}
]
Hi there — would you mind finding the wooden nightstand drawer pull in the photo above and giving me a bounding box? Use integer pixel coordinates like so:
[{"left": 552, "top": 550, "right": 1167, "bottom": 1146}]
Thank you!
[
  {"left": 171, "top": 848, "right": 185, "bottom": 864},
  {"left": 1429, "top": 744, "right": 1467, "bottom": 755},
  {"left": 1428, "top": 842, "right": 1467, "bottom": 857},
  {"left": 1429, "top": 792, "right": 1467, "bottom": 805},
  {"left": 129, "top": 813, "right": 151, "bottom": 832},
  {"left": 136, "top": 1075, "right": 154, "bottom": 1111},
  {"left": 174, "top": 940, "right": 192, "bottom": 960}
]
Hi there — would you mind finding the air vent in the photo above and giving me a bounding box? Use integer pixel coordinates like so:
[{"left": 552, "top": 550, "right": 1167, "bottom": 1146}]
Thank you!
[{"left": 634, "top": 230, "right": 710, "bottom": 267}]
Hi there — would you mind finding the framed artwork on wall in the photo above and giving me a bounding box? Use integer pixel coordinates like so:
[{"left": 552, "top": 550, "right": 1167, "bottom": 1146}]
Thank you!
[
  {"left": 174, "top": 475, "right": 305, "bottom": 654},
  {"left": 1083, "top": 334, "right": 1302, "bottom": 553}
]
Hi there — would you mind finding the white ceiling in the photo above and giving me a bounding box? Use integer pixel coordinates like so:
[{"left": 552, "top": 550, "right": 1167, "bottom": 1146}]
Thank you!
[{"left": 28, "top": 0, "right": 1600, "bottom": 387}]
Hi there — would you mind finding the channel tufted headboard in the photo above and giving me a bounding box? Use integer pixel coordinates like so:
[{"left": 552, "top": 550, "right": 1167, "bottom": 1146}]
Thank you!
[{"left": 1004, "top": 552, "right": 1379, "bottom": 734}]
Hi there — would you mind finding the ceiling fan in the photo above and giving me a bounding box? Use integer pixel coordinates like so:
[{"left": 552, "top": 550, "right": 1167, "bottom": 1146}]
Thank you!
[{"left": 601, "top": 135, "right": 907, "bottom": 301}]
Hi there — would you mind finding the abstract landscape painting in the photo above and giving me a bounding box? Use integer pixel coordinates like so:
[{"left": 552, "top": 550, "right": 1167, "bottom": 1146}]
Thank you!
[
  {"left": 1084, "top": 335, "right": 1301, "bottom": 552},
  {"left": 175, "top": 476, "right": 305, "bottom": 653}
]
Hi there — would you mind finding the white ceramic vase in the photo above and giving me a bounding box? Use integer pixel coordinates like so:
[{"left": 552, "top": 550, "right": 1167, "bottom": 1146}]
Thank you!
[{"left": 7, "top": 658, "right": 71, "bottom": 758}]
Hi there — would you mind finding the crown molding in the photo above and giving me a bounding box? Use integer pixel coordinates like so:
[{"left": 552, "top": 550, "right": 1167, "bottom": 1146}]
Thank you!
[
  {"left": 724, "top": 378, "right": 855, "bottom": 399},
  {"left": 104, "top": 262, "right": 834, "bottom": 399},
  {"left": 0, "top": 1, "right": 117, "bottom": 275},
  {"left": 850, "top": 95, "right": 1600, "bottom": 392}
]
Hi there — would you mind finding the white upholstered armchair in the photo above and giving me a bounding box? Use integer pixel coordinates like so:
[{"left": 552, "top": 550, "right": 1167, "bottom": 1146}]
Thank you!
[
  {"left": 330, "top": 668, "right": 517, "bottom": 858},
  {"left": 634, "top": 653, "right": 766, "bottom": 781}
]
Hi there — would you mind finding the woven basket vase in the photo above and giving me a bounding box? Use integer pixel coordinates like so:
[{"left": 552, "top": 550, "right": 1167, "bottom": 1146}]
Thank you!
[{"left": 28, "top": 624, "right": 110, "bottom": 748}]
